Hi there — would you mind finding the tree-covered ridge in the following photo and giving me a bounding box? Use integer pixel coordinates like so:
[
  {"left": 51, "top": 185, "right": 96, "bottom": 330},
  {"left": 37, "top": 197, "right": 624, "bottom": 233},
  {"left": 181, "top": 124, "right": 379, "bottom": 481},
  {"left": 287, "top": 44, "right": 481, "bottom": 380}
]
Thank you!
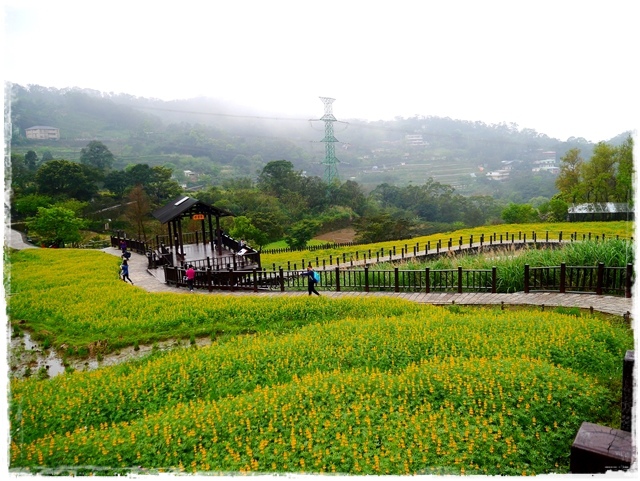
[
  {"left": 7, "top": 83, "right": 634, "bottom": 248},
  {"left": 9, "top": 83, "right": 632, "bottom": 194},
  {"left": 10, "top": 140, "right": 634, "bottom": 249}
]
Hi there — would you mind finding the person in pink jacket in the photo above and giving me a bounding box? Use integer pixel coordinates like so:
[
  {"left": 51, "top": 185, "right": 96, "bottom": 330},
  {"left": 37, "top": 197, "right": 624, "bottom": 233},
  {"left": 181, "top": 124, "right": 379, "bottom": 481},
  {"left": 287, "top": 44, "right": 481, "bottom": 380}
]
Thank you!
[{"left": 185, "top": 265, "right": 196, "bottom": 292}]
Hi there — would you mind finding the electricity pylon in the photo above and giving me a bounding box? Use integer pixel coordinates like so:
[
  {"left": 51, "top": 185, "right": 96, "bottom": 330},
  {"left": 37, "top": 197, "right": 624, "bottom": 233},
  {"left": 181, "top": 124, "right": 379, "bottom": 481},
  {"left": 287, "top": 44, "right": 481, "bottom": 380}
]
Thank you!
[{"left": 318, "top": 97, "right": 340, "bottom": 184}]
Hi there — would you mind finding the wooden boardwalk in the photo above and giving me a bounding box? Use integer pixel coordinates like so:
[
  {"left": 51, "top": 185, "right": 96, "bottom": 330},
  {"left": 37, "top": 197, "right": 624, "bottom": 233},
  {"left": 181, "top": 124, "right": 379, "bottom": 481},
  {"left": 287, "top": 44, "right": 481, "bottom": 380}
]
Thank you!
[{"left": 100, "top": 245, "right": 634, "bottom": 318}]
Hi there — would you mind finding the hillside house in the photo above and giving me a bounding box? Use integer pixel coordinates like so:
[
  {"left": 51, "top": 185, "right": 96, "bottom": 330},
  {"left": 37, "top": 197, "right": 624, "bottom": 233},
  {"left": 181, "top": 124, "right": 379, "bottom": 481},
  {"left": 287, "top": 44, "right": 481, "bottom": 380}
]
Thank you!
[
  {"left": 486, "top": 170, "right": 510, "bottom": 181},
  {"left": 25, "top": 126, "right": 60, "bottom": 140}
]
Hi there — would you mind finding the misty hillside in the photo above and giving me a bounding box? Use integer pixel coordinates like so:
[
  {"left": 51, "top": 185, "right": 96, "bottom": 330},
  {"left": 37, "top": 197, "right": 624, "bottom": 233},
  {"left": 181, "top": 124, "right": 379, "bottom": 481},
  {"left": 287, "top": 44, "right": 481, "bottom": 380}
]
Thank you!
[{"left": 8, "top": 83, "right": 630, "bottom": 197}]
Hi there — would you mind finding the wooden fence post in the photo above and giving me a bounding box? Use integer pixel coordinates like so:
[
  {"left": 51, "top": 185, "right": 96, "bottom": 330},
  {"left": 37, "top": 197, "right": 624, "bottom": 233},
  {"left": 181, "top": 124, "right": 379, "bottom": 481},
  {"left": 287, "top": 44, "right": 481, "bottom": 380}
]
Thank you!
[
  {"left": 596, "top": 262, "right": 604, "bottom": 295},
  {"left": 364, "top": 266, "right": 370, "bottom": 293},
  {"left": 491, "top": 266, "right": 497, "bottom": 293},
  {"left": 279, "top": 267, "right": 285, "bottom": 292},
  {"left": 335, "top": 267, "right": 341, "bottom": 292},
  {"left": 393, "top": 267, "right": 400, "bottom": 293},
  {"left": 425, "top": 267, "right": 430, "bottom": 294},
  {"left": 457, "top": 266, "right": 463, "bottom": 293},
  {"left": 560, "top": 263, "right": 566, "bottom": 293},
  {"left": 524, "top": 264, "right": 530, "bottom": 293},
  {"left": 252, "top": 268, "right": 258, "bottom": 292},
  {"left": 625, "top": 263, "right": 633, "bottom": 298},
  {"left": 621, "top": 350, "right": 634, "bottom": 431}
]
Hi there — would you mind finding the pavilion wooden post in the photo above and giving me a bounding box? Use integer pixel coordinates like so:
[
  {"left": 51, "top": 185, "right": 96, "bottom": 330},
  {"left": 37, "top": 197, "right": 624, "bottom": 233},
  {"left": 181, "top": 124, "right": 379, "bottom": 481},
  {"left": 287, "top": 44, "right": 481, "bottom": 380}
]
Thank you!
[
  {"left": 166, "top": 222, "right": 174, "bottom": 265},
  {"left": 171, "top": 219, "right": 180, "bottom": 256},
  {"left": 200, "top": 219, "right": 207, "bottom": 251},
  {"left": 216, "top": 216, "right": 222, "bottom": 256},
  {"left": 177, "top": 219, "right": 185, "bottom": 258},
  {"left": 207, "top": 214, "right": 215, "bottom": 254}
]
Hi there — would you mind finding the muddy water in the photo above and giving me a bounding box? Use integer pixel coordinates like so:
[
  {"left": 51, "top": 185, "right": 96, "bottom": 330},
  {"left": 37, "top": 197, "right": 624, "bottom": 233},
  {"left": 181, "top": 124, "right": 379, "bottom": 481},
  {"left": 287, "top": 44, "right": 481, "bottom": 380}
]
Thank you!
[
  {"left": 9, "top": 330, "right": 66, "bottom": 378},
  {"left": 9, "top": 330, "right": 214, "bottom": 380}
]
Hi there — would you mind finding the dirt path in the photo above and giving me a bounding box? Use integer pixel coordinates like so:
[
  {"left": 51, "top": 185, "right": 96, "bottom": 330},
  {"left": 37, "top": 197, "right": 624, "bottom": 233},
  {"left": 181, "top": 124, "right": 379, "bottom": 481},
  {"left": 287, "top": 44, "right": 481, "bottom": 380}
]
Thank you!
[{"left": 314, "top": 228, "right": 355, "bottom": 243}]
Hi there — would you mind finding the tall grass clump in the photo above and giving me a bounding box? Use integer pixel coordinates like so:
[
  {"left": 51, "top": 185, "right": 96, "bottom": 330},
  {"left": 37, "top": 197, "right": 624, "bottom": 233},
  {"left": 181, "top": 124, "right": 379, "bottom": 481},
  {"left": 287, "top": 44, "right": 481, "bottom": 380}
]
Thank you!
[
  {"left": 261, "top": 221, "right": 633, "bottom": 269},
  {"left": 375, "top": 239, "right": 633, "bottom": 293}
]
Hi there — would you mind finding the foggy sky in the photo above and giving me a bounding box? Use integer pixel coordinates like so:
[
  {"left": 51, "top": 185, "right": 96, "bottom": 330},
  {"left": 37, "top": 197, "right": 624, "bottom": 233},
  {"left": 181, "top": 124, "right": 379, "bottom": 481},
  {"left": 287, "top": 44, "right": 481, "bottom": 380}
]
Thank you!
[{"left": 3, "top": 0, "right": 639, "bottom": 142}]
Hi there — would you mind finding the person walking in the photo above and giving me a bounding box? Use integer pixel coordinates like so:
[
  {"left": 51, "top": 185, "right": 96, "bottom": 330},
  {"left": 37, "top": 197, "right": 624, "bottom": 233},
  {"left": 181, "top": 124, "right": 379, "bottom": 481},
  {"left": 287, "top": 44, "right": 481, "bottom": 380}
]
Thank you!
[
  {"left": 185, "top": 264, "right": 196, "bottom": 292},
  {"left": 301, "top": 265, "right": 320, "bottom": 296},
  {"left": 121, "top": 259, "right": 134, "bottom": 284}
]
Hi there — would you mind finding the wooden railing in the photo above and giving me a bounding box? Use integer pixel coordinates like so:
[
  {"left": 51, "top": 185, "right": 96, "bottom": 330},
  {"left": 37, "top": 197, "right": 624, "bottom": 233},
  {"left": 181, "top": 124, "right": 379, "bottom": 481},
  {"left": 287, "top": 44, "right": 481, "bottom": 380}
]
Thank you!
[
  {"left": 525, "top": 263, "right": 633, "bottom": 297},
  {"left": 163, "top": 265, "right": 498, "bottom": 294},
  {"left": 111, "top": 233, "right": 260, "bottom": 269},
  {"left": 163, "top": 263, "right": 632, "bottom": 297},
  {"left": 110, "top": 236, "right": 149, "bottom": 255}
]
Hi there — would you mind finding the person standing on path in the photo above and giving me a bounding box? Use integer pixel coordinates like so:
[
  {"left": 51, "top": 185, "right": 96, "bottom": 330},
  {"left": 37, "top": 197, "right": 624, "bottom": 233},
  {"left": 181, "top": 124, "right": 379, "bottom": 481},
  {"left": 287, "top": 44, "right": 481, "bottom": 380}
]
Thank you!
[
  {"left": 121, "top": 259, "right": 134, "bottom": 284},
  {"left": 185, "top": 265, "right": 195, "bottom": 292},
  {"left": 301, "top": 265, "right": 321, "bottom": 296}
]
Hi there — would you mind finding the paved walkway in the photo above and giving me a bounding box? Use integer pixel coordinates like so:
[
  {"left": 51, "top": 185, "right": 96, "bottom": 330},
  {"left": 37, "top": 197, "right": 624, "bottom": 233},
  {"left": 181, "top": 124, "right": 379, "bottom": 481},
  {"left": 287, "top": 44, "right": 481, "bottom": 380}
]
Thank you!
[
  {"left": 97, "top": 243, "right": 634, "bottom": 318},
  {"left": 4, "top": 229, "right": 633, "bottom": 317},
  {"left": 4, "top": 227, "right": 37, "bottom": 250}
]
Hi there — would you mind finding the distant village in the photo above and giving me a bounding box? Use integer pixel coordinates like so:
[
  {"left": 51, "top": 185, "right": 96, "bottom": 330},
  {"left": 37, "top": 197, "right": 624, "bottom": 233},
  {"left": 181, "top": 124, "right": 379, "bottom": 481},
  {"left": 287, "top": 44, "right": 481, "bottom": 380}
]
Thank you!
[{"left": 483, "top": 151, "right": 559, "bottom": 181}]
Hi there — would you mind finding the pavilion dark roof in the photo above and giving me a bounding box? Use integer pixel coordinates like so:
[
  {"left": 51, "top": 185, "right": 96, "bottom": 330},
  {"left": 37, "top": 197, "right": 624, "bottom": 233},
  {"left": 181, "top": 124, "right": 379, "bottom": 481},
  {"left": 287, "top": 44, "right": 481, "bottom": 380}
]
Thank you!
[{"left": 152, "top": 195, "right": 233, "bottom": 224}]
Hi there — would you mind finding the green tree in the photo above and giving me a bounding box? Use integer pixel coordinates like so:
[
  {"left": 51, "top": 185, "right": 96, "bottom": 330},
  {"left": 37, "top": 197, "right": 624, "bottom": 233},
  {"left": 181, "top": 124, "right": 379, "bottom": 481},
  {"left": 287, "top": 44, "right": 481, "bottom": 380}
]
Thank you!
[
  {"left": 28, "top": 206, "right": 85, "bottom": 247},
  {"left": 55, "top": 199, "right": 88, "bottom": 216},
  {"left": 354, "top": 212, "right": 415, "bottom": 243},
  {"left": 284, "top": 219, "right": 320, "bottom": 250},
  {"left": 123, "top": 164, "right": 182, "bottom": 206},
  {"left": 229, "top": 216, "right": 269, "bottom": 249},
  {"left": 146, "top": 166, "right": 182, "bottom": 205},
  {"left": 501, "top": 203, "right": 539, "bottom": 224},
  {"left": 257, "top": 160, "right": 301, "bottom": 197},
  {"left": 555, "top": 148, "right": 584, "bottom": 202},
  {"left": 10, "top": 153, "right": 35, "bottom": 195},
  {"left": 13, "top": 194, "right": 53, "bottom": 219},
  {"left": 35, "top": 160, "right": 98, "bottom": 201},
  {"left": 581, "top": 142, "right": 617, "bottom": 202},
  {"left": 80, "top": 141, "right": 115, "bottom": 171},
  {"left": 613, "top": 135, "right": 634, "bottom": 204},
  {"left": 461, "top": 195, "right": 502, "bottom": 226},
  {"left": 103, "top": 170, "right": 130, "bottom": 198},
  {"left": 125, "top": 185, "right": 151, "bottom": 240},
  {"left": 332, "top": 180, "right": 369, "bottom": 216},
  {"left": 547, "top": 196, "right": 569, "bottom": 221},
  {"left": 24, "top": 150, "right": 39, "bottom": 171}
]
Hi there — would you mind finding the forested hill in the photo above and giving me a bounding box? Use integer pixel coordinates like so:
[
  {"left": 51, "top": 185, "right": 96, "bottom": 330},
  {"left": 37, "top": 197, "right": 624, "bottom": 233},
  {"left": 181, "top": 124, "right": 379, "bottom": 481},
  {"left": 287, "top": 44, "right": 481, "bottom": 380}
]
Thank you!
[{"left": 8, "top": 83, "right": 631, "bottom": 195}]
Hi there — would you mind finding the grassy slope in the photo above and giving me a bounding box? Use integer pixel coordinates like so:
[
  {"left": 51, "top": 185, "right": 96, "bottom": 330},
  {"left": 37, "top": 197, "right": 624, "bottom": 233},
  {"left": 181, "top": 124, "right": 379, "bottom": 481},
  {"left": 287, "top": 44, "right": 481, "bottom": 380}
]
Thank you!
[
  {"left": 260, "top": 221, "right": 634, "bottom": 268},
  {"left": 9, "top": 303, "right": 633, "bottom": 474},
  {"left": 6, "top": 222, "right": 634, "bottom": 474}
]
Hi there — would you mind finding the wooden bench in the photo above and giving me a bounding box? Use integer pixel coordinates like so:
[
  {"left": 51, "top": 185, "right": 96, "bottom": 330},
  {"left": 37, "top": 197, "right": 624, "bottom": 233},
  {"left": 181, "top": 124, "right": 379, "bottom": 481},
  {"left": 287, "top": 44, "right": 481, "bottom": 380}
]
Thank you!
[{"left": 570, "top": 422, "right": 634, "bottom": 473}]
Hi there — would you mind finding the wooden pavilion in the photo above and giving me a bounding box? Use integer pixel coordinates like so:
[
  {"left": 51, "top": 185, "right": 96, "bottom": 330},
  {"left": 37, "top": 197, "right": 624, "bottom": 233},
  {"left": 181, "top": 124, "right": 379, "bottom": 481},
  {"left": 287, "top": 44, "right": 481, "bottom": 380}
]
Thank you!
[
  {"left": 151, "top": 195, "right": 260, "bottom": 272},
  {"left": 152, "top": 195, "right": 231, "bottom": 259}
]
